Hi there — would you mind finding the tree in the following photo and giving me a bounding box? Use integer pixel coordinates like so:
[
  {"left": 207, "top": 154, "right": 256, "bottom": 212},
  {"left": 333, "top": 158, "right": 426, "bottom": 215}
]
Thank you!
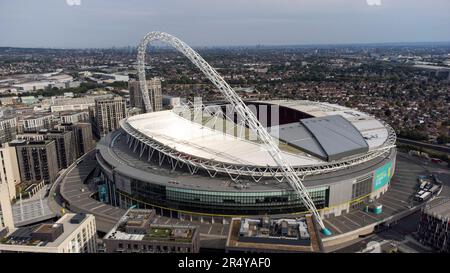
[
  {"left": 437, "top": 134, "right": 450, "bottom": 144},
  {"left": 384, "top": 108, "right": 392, "bottom": 117}
]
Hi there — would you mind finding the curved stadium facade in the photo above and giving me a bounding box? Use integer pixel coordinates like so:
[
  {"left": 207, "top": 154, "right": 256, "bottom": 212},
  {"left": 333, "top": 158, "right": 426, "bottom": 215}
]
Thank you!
[{"left": 96, "top": 100, "right": 397, "bottom": 223}]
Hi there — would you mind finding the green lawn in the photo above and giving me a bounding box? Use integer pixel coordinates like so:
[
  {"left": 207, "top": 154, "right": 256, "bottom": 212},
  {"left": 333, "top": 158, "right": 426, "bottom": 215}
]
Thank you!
[
  {"left": 147, "top": 227, "right": 172, "bottom": 238},
  {"left": 143, "top": 227, "right": 192, "bottom": 243}
]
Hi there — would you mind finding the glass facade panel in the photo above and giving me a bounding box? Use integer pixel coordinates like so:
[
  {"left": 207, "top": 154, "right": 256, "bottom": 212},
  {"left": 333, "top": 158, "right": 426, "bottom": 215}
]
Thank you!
[{"left": 126, "top": 178, "right": 329, "bottom": 215}]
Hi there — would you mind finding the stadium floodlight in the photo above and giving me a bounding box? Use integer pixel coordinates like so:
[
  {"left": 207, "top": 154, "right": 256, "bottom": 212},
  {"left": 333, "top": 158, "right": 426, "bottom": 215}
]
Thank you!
[{"left": 137, "top": 31, "right": 332, "bottom": 235}]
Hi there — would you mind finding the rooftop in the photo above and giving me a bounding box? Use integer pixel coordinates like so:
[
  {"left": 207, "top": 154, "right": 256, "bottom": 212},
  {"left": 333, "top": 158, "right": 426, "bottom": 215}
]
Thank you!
[
  {"left": 0, "top": 213, "right": 92, "bottom": 248},
  {"left": 273, "top": 115, "right": 369, "bottom": 162},
  {"left": 9, "top": 139, "right": 53, "bottom": 146},
  {"left": 424, "top": 199, "right": 450, "bottom": 219},
  {"left": 124, "top": 100, "right": 389, "bottom": 167},
  {"left": 226, "top": 216, "right": 321, "bottom": 252},
  {"left": 239, "top": 217, "right": 311, "bottom": 242},
  {"left": 104, "top": 209, "right": 197, "bottom": 243},
  {"left": 126, "top": 110, "right": 321, "bottom": 167},
  {"left": 143, "top": 226, "right": 194, "bottom": 243}
]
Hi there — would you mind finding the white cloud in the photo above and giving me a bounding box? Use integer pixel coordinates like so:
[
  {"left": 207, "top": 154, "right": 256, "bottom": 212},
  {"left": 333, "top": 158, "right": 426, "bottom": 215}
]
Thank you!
[
  {"left": 66, "top": 0, "right": 81, "bottom": 6},
  {"left": 366, "top": 0, "right": 382, "bottom": 6}
]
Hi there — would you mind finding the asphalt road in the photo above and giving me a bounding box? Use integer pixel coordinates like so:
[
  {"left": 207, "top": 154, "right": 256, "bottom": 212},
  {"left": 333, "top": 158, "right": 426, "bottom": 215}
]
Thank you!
[{"left": 397, "top": 138, "right": 450, "bottom": 154}]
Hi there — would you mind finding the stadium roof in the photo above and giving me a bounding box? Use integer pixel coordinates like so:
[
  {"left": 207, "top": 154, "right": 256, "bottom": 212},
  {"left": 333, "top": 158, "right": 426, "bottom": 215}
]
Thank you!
[
  {"left": 301, "top": 115, "right": 369, "bottom": 161},
  {"left": 259, "top": 100, "right": 389, "bottom": 150},
  {"left": 126, "top": 111, "right": 322, "bottom": 167},
  {"left": 125, "top": 100, "right": 390, "bottom": 167},
  {"left": 273, "top": 115, "right": 369, "bottom": 162}
]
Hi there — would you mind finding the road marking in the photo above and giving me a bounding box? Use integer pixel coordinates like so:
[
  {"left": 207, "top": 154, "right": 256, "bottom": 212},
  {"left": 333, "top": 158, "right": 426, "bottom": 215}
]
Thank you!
[
  {"left": 387, "top": 188, "right": 413, "bottom": 197},
  {"left": 381, "top": 196, "right": 409, "bottom": 209},
  {"left": 91, "top": 204, "right": 107, "bottom": 211},
  {"left": 359, "top": 210, "right": 379, "bottom": 221},
  {"left": 349, "top": 212, "right": 366, "bottom": 224},
  {"left": 390, "top": 184, "right": 416, "bottom": 191},
  {"left": 62, "top": 189, "right": 84, "bottom": 194},
  {"left": 378, "top": 202, "right": 399, "bottom": 213},
  {"left": 342, "top": 215, "right": 362, "bottom": 228},
  {"left": 391, "top": 180, "right": 416, "bottom": 187},
  {"left": 332, "top": 218, "right": 354, "bottom": 232},
  {"left": 83, "top": 201, "right": 100, "bottom": 208},
  {"left": 100, "top": 207, "right": 116, "bottom": 214}
]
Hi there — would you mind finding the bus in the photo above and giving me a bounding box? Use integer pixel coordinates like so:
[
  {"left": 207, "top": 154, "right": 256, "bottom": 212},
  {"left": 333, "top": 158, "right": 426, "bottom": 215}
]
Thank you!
[
  {"left": 424, "top": 183, "right": 433, "bottom": 191},
  {"left": 419, "top": 181, "right": 428, "bottom": 190},
  {"left": 415, "top": 191, "right": 431, "bottom": 202},
  {"left": 429, "top": 185, "right": 440, "bottom": 194}
]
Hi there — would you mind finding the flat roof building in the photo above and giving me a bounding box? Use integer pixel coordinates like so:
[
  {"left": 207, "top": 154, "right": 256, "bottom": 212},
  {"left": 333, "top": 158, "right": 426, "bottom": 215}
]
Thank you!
[
  {"left": 56, "top": 122, "right": 94, "bottom": 158},
  {"left": 18, "top": 113, "right": 55, "bottom": 133},
  {"left": 44, "top": 130, "right": 76, "bottom": 169},
  {"left": 93, "top": 96, "right": 127, "bottom": 138},
  {"left": 59, "top": 110, "right": 90, "bottom": 124},
  {"left": 0, "top": 143, "right": 21, "bottom": 200},
  {"left": 417, "top": 198, "right": 450, "bottom": 253},
  {"left": 0, "top": 116, "right": 17, "bottom": 144},
  {"left": 0, "top": 182, "right": 14, "bottom": 232},
  {"left": 10, "top": 139, "right": 59, "bottom": 184},
  {"left": 103, "top": 209, "right": 200, "bottom": 253},
  {"left": 129, "top": 78, "right": 162, "bottom": 112},
  {"left": 226, "top": 216, "right": 322, "bottom": 253},
  {"left": 0, "top": 213, "right": 97, "bottom": 253}
]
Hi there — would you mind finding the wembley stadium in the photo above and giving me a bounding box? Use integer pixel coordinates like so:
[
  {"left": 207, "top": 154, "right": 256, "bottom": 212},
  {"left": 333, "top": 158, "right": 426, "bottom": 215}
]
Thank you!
[
  {"left": 95, "top": 32, "right": 397, "bottom": 229},
  {"left": 96, "top": 99, "right": 396, "bottom": 222}
]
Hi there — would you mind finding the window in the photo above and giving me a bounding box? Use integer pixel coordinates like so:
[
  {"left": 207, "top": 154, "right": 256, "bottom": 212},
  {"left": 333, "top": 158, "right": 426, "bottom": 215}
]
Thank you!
[{"left": 352, "top": 176, "right": 373, "bottom": 199}]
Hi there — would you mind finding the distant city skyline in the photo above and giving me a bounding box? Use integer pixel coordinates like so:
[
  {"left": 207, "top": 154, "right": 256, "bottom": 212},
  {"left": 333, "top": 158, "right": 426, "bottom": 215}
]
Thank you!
[{"left": 1, "top": 0, "right": 450, "bottom": 48}]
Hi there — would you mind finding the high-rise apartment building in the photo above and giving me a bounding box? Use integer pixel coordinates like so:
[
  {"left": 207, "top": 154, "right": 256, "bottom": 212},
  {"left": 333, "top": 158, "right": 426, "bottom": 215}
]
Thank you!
[
  {"left": 0, "top": 179, "right": 14, "bottom": 232},
  {"left": 59, "top": 111, "right": 90, "bottom": 124},
  {"left": 0, "top": 143, "right": 21, "bottom": 200},
  {"left": 10, "top": 140, "right": 59, "bottom": 184},
  {"left": 44, "top": 130, "right": 76, "bottom": 169},
  {"left": 149, "top": 78, "right": 163, "bottom": 112},
  {"left": 56, "top": 123, "right": 94, "bottom": 158},
  {"left": 417, "top": 198, "right": 450, "bottom": 253},
  {"left": 93, "top": 97, "right": 127, "bottom": 138},
  {"left": 16, "top": 130, "right": 77, "bottom": 170},
  {"left": 18, "top": 113, "right": 55, "bottom": 133},
  {"left": 0, "top": 116, "right": 17, "bottom": 144},
  {"left": 129, "top": 78, "right": 162, "bottom": 112},
  {"left": 128, "top": 80, "right": 144, "bottom": 110}
]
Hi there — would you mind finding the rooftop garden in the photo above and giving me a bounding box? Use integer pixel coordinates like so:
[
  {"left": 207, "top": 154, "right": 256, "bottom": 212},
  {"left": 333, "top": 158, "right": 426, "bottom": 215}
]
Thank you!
[{"left": 142, "top": 227, "right": 192, "bottom": 243}]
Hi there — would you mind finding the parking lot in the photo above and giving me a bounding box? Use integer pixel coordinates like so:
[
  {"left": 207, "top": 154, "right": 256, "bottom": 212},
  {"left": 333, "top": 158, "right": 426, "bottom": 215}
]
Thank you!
[
  {"left": 327, "top": 153, "right": 450, "bottom": 252},
  {"left": 322, "top": 154, "right": 428, "bottom": 237}
]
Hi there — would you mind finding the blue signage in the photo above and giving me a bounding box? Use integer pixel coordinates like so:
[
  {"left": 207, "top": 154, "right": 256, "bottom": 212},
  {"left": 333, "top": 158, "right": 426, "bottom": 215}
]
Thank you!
[
  {"left": 373, "top": 161, "right": 393, "bottom": 191},
  {"left": 98, "top": 184, "right": 109, "bottom": 203}
]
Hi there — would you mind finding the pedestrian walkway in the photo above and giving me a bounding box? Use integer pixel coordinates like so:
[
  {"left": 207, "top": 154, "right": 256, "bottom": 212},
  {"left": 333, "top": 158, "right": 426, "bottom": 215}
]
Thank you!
[{"left": 12, "top": 195, "right": 56, "bottom": 227}]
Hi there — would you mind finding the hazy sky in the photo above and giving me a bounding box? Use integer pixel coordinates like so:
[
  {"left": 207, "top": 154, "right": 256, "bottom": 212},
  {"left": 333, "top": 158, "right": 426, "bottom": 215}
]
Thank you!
[{"left": 1, "top": 0, "right": 450, "bottom": 48}]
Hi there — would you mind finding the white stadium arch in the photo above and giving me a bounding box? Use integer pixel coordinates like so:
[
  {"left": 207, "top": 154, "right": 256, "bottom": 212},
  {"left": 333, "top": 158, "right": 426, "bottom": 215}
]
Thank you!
[{"left": 136, "top": 31, "right": 332, "bottom": 235}]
